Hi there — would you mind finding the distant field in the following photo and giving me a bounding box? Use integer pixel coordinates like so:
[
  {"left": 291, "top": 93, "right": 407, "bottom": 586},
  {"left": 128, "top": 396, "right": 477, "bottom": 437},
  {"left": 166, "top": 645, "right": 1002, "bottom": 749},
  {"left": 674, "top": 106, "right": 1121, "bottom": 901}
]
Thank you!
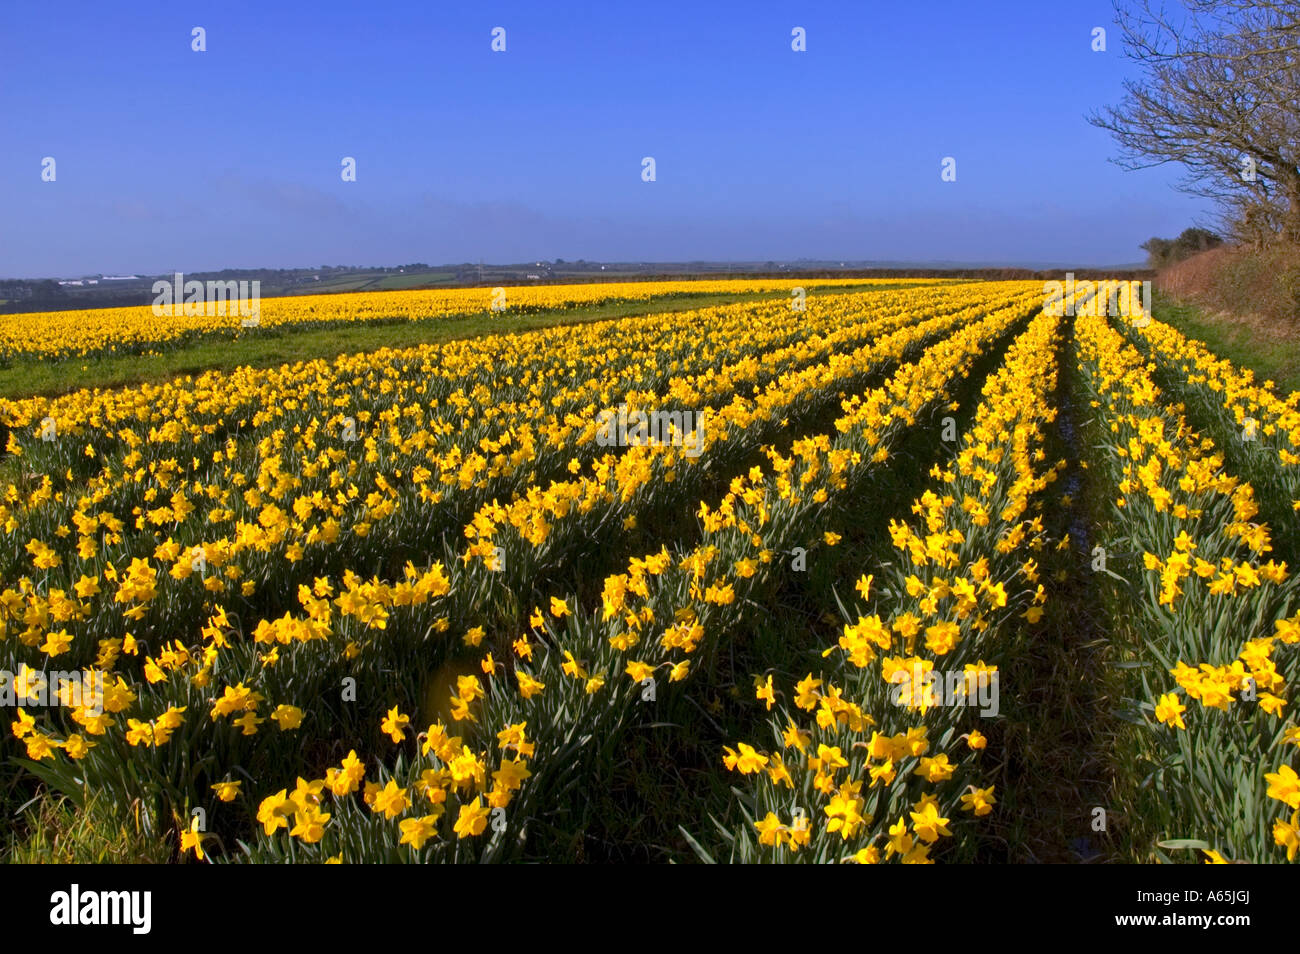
[
  {"left": 364, "top": 271, "right": 458, "bottom": 290},
  {"left": 0, "top": 278, "right": 938, "bottom": 384},
  {"left": 0, "top": 280, "right": 933, "bottom": 398},
  {"left": 292, "top": 271, "right": 459, "bottom": 294}
]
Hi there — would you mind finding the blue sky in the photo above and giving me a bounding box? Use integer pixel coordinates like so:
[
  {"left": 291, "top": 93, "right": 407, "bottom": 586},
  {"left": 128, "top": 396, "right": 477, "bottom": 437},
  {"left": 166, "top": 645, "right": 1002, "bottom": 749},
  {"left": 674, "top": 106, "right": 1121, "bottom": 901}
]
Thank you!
[{"left": 0, "top": 0, "right": 1214, "bottom": 276}]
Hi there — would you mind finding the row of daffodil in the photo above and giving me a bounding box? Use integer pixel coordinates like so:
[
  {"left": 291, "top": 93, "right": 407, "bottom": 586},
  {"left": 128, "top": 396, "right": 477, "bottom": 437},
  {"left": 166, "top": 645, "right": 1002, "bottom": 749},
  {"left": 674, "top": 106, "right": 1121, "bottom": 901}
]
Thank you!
[
  {"left": 0, "top": 278, "right": 901, "bottom": 363},
  {"left": 720, "top": 308, "right": 1067, "bottom": 862},
  {"left": 458, "top": 285, "right": 1046, "bottom": 590},
  {"left": 0, "top": 290, "right": 913, "bottom": 642},
  {"left": 4, "top": 285, "right": 1032, "bottom": 852},
  {"left": 211, "top": 282, "right": 998, "bottom": 605},
  {"left": 4, "top": 288, "right": 849, "bottom": 464},
  {"left": 1075, "top": 309, "right": 1300, "bottom": 863},
  {"left": 2, "top": 291, "right": 901, "bottom": 824},
  {"left": 144, "top": 285, "right": 1034, "bottom": 858},
  {"left": 1113, "top": 309, "right": 1300, "bottom": 522},
  {"left": 7, "top": 558, "right": 474, "bottom": 848},
  {"left": 2, "top": 284, "right": 972, "bottom": 556},
  {"left": 230, "top": 286, "right": 1044, "bottom": 861},
  {"left": 0, "top": 285, "right": 991, "bottom": 712},
  {"left": 0, "top": 284, "right": 1013, "bottom": 693}
]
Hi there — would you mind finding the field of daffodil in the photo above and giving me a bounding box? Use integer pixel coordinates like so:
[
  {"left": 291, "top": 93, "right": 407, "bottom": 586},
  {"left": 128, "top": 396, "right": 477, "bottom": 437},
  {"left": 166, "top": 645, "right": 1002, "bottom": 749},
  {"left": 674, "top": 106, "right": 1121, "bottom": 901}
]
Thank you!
[
  {"left": 2, "top": 277, "right": 1297, "bottom": 864},
  {"left": 0, "top": 278, "right": 896, "bottom": 364}
]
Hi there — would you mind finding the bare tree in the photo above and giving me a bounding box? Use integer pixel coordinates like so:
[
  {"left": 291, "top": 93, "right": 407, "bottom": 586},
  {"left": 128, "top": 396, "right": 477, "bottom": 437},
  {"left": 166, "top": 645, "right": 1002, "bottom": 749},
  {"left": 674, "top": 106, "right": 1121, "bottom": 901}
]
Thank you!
[{"left": 1089, "top": 1, "right": 1300, "bottom": 244}]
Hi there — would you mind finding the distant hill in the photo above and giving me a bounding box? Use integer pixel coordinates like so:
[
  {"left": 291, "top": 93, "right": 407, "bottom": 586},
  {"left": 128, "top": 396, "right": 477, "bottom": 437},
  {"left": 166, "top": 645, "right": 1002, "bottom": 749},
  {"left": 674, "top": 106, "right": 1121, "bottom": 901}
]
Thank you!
[{"left": 0, "top": 260, "right": 1153, "bottom": 315}]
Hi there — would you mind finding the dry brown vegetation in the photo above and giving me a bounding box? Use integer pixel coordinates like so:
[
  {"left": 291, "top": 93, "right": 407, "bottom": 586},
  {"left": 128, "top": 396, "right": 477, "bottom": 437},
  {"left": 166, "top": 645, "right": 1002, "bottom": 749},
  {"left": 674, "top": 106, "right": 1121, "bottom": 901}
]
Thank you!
[{"left": 1159, "top": 244, "right": 1300, "bottom": 329}]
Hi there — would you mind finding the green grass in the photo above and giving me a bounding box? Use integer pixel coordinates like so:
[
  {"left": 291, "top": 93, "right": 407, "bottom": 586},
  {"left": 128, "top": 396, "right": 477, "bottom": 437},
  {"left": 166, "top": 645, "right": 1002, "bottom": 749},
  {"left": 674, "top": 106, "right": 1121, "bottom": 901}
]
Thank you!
[
  {"left": 290, "top": 271, "right": 459, "bottom": 293},
  {"left": 0, "top": 283, "right": 923, "bottom": 401},
  {"left": 365, "top": 271, "right": 457, "bottom": 290},
  {"left": 299, "top": 277, "right": 375, "bottom": 293},
  {"left": 4, "top": 791, "right": 170, "bottom": 864},
  {"left": 1155, "top": 294, "right": 1300, "bottom": 396}
]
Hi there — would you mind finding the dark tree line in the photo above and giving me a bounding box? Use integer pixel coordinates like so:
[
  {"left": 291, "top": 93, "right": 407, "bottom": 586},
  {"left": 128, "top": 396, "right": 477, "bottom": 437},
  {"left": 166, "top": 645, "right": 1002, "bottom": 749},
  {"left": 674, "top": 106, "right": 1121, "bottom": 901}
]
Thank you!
[{"left": 1140, "top": 226, "right": 1224, "bottom": 268}]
